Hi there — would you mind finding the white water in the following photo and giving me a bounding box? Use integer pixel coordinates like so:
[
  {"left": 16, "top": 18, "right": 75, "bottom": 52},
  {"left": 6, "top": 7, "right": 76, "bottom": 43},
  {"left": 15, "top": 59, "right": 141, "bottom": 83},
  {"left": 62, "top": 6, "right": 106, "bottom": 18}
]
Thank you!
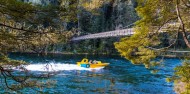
[{"left": 25, "top": 63, "right": 104, "bottom": 72}]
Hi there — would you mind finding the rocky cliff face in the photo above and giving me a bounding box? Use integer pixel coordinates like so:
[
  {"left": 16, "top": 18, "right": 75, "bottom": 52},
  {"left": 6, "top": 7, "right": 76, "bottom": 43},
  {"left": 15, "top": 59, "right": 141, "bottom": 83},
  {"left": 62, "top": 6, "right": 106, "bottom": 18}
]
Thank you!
[
  {"left": 78, "top": 0, "right": 138, "bottom": 35},
  {"left": 22, "top": 0, "right": 138, "bottom": 33},
  {"left": 110, "top": 0, "right": 138, "bottom": 30},
  {"left": 21, "top": 0, "right": 57, "bottom": 5}
]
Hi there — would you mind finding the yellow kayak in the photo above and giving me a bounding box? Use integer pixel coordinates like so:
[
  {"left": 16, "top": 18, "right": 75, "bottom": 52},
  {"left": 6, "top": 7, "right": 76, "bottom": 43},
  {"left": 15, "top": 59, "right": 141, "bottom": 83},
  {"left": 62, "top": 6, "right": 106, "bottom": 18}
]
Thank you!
[{"left": 77, "top": 58, "right": 109, "bottom": 68}]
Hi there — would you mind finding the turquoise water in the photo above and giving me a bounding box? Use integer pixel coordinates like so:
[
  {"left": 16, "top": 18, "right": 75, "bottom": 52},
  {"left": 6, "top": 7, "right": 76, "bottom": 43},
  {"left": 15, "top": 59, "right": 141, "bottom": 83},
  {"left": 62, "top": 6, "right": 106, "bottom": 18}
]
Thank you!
[{"left": 5, "top": 53, "right": 180, "bottom": 94}]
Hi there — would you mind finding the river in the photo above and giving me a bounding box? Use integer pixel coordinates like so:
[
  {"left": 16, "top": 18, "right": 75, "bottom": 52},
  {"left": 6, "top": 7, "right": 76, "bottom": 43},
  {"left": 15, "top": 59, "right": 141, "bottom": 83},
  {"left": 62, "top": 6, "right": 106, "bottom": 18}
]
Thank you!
[{"left": 4, "top": 53, "right": 180, "bottom": 94}]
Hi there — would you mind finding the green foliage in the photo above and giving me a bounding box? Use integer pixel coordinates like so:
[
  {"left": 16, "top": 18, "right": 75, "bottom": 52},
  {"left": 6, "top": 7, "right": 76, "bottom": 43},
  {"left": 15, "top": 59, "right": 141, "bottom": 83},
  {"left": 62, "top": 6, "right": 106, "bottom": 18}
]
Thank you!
[
  {"left": 58, "top": 0, "right": 107, "bottom": 22},
  {"left": 166, "top": 61, "right": 190, "bottom": 94},
  {"left": 114, "top": 27, "right": 158, "bottom": 68},
  {"left": 0, "top": 55, "right": 27, "bottom": 66},
  {"left": 0, "top": 0, "right": 79, "bottom": 92},
  {"left": 175, "top": 61, "right": 190, "bottom": 82},
  {"left": 0, "top": 0, "right": 78, "bottom": 54},
  {"left": 114, "top": 0, "right": 190, "bottom": 93},
  {"left": 58, "top": 0, "right": 78, "bottom": 22},
  {"left": 115, "top": 0, "right": 190, "bottom": 68}
]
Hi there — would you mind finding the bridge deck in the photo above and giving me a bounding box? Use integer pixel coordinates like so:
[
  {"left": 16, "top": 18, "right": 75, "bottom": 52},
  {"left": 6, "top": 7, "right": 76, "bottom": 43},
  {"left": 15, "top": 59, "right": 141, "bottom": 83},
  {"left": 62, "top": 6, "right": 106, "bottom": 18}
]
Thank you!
[
  {"left": 71, "top": 22, "right": 179, "bottom": 41},
  {"left": 71, "top": 28, "right": 134, "bottom": 41}
]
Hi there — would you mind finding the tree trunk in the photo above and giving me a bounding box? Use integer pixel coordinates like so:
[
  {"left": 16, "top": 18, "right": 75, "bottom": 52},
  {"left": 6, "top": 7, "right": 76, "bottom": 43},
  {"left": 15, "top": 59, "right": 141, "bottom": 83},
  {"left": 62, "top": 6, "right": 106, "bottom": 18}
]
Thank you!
[{"left": 176, "top": 0, "right": 190, "bottom": 48}]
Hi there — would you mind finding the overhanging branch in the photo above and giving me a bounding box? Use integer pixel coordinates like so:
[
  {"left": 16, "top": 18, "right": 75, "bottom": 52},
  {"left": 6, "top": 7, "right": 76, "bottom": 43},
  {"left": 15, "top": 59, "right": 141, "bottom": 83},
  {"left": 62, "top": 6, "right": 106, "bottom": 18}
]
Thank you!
[
  {"left": 0, "top": 22, "right": 50, "bottom": 34},
  {"left": 147, "top": 26, "right": 180, "bottom": 51},
  {"left": 176, "top": 0, "right": 190, "bottom": 48}
]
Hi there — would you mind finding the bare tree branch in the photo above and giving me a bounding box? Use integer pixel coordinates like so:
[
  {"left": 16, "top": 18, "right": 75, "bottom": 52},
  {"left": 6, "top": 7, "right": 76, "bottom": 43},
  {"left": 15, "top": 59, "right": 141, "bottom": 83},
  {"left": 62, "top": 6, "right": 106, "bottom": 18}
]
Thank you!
[
  {"left": 181, "top": 0, "right": 190, "bottom": 8},
  {"left": 147, "top": 26, "right": 180, "bottom": 51},
  {"left": 0, "top": 22, "right": 51, "bottom": 34},
  {"left": 176, "top": 0, "right": 190, "bottom": 48}
]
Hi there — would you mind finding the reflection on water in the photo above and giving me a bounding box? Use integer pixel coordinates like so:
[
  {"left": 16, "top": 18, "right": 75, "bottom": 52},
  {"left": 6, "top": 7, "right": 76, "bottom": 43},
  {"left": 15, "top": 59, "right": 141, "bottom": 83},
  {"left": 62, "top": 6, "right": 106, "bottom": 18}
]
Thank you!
[{"left": 4, "top": 53, "right": 180, "bottom": 94}]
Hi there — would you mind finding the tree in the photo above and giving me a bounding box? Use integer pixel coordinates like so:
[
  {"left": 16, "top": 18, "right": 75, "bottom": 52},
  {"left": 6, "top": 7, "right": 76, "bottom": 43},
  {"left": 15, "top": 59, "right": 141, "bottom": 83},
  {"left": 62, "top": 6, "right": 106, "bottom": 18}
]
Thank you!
[
  {"left": 115, "top": 0, "right": 190, "bottom": 93},
  {"left": 0, "top": 0, "right": 76, "bottom": 92},
  {"left": 115, "top": 0, "right": 190, "bottom": 67}
]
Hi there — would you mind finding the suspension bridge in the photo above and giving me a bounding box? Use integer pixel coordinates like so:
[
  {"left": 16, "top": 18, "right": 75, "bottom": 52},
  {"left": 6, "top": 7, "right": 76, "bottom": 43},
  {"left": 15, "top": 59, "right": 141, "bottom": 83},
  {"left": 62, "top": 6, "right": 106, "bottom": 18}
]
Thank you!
[
  {"left": 71, "top": 22, "right": 179, "bottom": 41},
  {"left": 71, "top": 28, "right": 134, "bottom": 41}
]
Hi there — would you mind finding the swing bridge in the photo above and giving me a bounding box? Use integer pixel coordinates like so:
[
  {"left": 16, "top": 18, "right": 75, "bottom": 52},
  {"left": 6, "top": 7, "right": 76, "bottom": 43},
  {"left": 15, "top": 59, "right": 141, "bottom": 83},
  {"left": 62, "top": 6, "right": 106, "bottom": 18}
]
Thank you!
[
  {"left": 71, "top": 28, "right": 134, "bottom": 41},
  {"left": 71, "top": 23, "right": 179, "bottom": 41},
  {"left": 70, "top": 22, "right": 190, "bottom": 55}
]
